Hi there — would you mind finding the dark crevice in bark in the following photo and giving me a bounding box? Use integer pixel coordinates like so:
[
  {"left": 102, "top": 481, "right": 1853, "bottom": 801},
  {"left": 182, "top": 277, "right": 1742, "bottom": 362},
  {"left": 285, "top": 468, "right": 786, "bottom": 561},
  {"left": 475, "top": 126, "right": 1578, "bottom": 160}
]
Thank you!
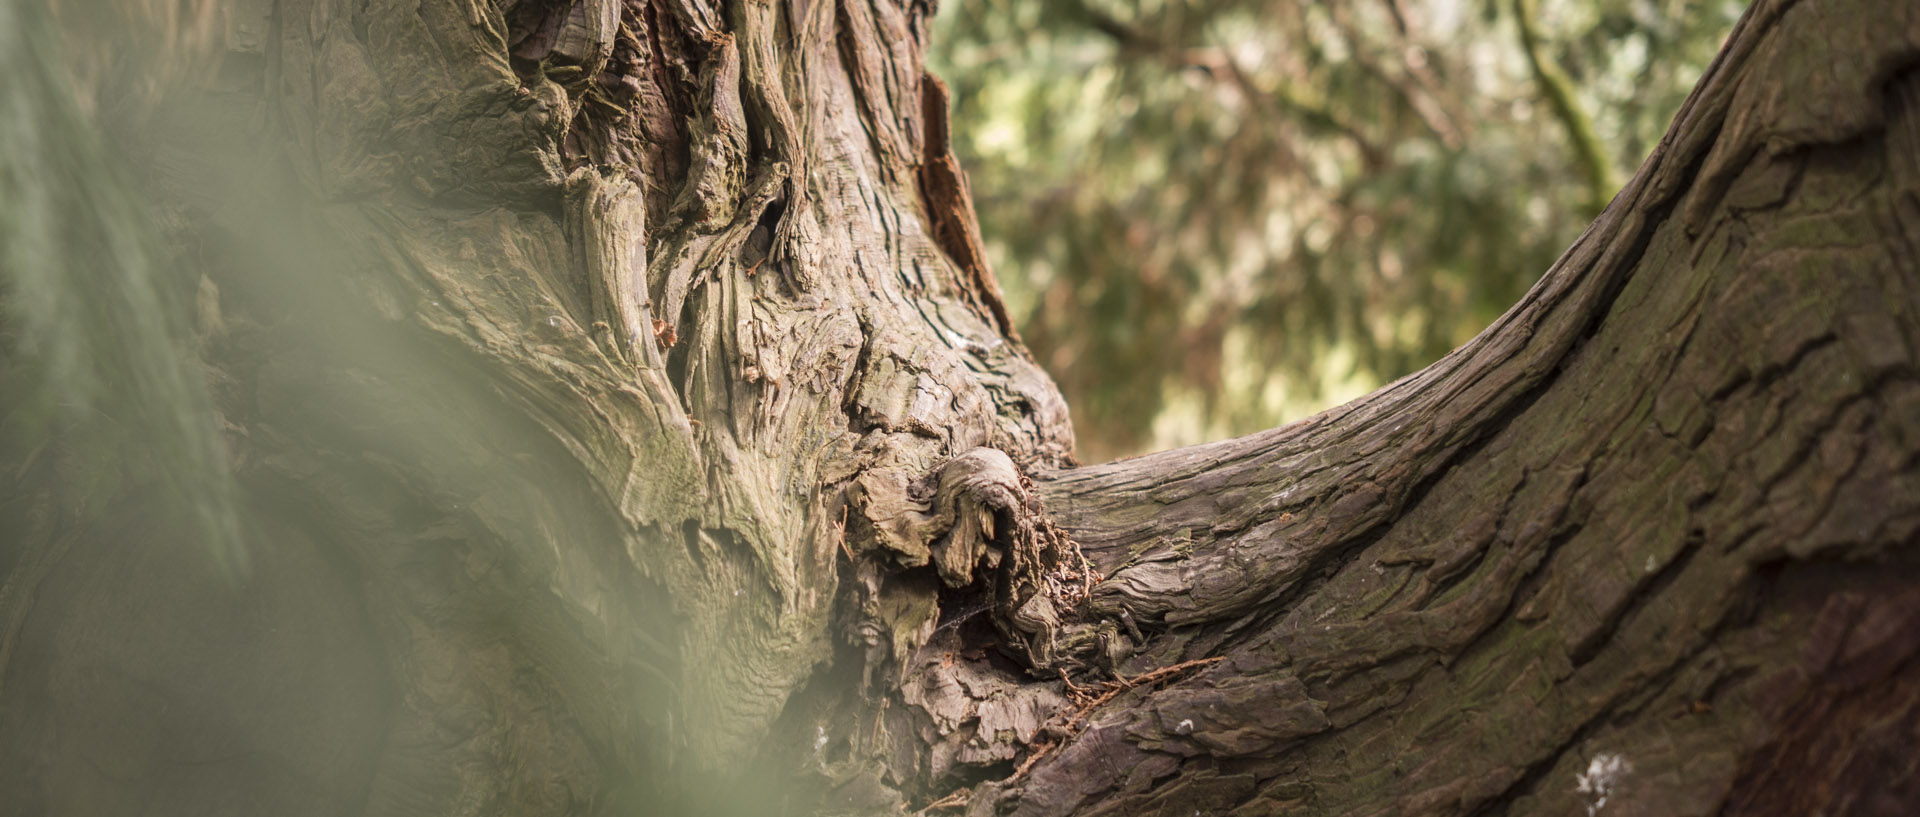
[
  {"left": 1472, "top": 639, "right": 1701, "bottom": 816},
  {"left": 663, "top": 281, "right": 696, "bottom": 396},
  {"left": 681, "top": 518, "right": 709, "bottom": 573},
  {"left": 1569, "top": 520, "right": 1704, "bottom": 668},
  {"left": 1476, "top": 533, "right": 1834, "bottom": 816},
  {"left": 1715, "top": 557, "right": 1920, "bottom": 816}
]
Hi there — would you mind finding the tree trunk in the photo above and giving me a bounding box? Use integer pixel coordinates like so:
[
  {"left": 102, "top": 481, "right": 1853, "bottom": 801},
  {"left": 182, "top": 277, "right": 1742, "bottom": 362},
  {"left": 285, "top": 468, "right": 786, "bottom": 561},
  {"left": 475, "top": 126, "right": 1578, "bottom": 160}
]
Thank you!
[{"left": 2, "top": 0, "right": 1917, "bottom": 815}]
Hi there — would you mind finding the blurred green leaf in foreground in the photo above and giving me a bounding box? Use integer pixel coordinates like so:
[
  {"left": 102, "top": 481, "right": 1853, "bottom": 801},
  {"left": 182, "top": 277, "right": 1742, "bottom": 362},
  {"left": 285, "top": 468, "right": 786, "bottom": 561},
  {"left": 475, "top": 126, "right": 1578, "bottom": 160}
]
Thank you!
[{"left": 932, "top": 0, "right": 1745, "bottom": 462}]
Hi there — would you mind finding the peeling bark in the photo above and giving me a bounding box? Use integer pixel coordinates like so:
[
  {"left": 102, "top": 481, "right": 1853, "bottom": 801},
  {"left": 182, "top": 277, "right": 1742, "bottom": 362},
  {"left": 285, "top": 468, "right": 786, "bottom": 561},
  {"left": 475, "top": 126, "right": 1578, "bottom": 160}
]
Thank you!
[{"left": 1, "top": 0, "right": 1917, "bottom": 816}]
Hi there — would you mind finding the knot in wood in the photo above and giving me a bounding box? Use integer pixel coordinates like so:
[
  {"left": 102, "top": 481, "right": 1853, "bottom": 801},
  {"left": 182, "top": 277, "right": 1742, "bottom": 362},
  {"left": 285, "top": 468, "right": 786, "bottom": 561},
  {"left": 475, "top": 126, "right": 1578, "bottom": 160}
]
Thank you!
[
  {"left": 920, "top": 448, "right": 1026, "bottom": 587},
  {"left": 849, "top": 448, "right": 1065, "bottom": 661},
  {"left": 852, "top": 448, "right": 1026, "bottom": 579}
]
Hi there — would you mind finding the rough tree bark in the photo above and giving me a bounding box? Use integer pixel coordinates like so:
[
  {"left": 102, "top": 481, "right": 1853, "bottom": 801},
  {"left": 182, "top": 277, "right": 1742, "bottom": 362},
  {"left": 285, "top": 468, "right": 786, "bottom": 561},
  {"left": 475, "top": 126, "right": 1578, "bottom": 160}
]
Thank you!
[{"left": 2, "top": 0, "right": 1917, "bottom": 816}]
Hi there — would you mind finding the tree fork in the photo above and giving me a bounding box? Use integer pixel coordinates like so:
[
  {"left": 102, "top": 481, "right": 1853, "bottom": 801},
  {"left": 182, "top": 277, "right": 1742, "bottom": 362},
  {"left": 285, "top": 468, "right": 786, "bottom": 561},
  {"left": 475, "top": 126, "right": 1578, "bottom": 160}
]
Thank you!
[{"left": 1, "top": 0, "right": 1917, "bottom": 816}]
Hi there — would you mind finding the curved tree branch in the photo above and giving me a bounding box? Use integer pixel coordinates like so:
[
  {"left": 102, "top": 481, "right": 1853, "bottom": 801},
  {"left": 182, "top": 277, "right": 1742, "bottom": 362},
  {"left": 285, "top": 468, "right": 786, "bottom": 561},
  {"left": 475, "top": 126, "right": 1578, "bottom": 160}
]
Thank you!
[
  {"left": 1513, "top": 0, "right": 1624, "bottom": 216},
  {"left": 969, "top": 0, "right": 1920, "bottom": 813}
]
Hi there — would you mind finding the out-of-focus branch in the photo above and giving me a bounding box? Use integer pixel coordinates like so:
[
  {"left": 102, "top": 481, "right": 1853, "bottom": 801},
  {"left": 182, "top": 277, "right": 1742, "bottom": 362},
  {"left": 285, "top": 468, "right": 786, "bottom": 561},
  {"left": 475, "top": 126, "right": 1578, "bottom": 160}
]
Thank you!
[
  {"left": 1327, "top": 6, "right": 1465, "bottom": 149},
  {"left": 1512, "top": 0, "right": 1620, "bottom": 215},
  {"left": 1064, "top": 0, "right": 1387, "bottom": 168}
]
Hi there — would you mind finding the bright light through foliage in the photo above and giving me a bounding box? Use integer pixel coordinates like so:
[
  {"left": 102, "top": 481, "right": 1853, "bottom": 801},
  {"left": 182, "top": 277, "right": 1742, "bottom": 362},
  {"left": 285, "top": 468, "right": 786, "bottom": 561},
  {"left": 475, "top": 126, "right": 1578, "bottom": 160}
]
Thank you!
[{"left": 933, "top": 0, "right": 1745, "bottom": 461}]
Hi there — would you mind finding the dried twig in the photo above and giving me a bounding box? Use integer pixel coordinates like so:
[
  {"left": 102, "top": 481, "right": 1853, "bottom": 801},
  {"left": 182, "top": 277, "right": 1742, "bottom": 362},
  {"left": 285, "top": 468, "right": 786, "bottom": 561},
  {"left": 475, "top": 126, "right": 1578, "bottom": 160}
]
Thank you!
[
  {"left": 1014, "top": 656, "right": 1226, "bottom": 781},
  {"left": 915, "top": 788, "right": 970, "bottom": 814},
  {"left": 1010, "top": 738, "right": 1057, "bottom": 780}
]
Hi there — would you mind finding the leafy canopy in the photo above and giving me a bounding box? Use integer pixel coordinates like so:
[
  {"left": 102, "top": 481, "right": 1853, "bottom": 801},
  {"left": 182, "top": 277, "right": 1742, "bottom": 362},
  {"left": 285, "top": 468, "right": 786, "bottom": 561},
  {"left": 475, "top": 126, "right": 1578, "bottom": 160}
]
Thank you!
[{"left": 932, "top": 0, "right": 1744, "bottom": 461}]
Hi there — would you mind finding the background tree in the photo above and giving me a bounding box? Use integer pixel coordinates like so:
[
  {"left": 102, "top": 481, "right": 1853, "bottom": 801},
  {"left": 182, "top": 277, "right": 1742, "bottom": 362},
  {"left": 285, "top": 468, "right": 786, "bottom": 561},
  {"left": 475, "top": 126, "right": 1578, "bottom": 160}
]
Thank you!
[
  {"left": 2, "top": 0, "right": 1917, "bottom": 816},
  {"left": 934, "top": 0, "right": 1746, "bottom": 459}
]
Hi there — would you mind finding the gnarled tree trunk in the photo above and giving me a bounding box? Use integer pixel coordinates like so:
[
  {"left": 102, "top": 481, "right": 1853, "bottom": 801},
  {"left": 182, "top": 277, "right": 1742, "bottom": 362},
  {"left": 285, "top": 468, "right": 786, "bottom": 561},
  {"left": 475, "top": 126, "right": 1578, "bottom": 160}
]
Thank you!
[{"left": 2, "top": 0, "right": 1917, "bottom": 815}]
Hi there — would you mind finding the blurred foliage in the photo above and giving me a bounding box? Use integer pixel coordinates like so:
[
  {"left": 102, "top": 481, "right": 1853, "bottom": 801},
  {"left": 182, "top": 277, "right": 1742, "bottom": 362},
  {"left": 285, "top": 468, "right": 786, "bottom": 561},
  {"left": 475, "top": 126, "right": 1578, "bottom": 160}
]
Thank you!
[
  {"left": 1, "top": 0, "right": 243, "bottom": 574},
  {"left": 930, "top": 0, "right": 1745, "bottom": 461}
]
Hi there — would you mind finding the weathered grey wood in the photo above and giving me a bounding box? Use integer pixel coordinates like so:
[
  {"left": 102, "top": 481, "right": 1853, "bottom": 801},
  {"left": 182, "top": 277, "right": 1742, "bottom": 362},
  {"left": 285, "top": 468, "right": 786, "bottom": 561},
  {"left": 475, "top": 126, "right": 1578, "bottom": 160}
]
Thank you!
[{"left": 1, "top": 0, "right": 1916, "bottom": 815}]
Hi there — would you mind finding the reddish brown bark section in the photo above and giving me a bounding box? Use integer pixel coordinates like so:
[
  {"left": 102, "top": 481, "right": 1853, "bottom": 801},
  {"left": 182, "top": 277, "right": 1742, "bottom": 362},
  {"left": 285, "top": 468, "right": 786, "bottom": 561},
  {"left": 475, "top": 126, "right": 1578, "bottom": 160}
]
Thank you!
[{"left": 918, "top": 72, "right": 1021, "bottom": 343}]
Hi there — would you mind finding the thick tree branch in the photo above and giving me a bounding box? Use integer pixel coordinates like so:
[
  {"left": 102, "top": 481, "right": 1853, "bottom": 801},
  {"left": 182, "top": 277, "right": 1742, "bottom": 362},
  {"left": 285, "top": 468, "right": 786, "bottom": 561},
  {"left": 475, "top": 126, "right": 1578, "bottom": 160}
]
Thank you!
[{"left": 977, "top": 0, "right": 1920, "bottom": 813}]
